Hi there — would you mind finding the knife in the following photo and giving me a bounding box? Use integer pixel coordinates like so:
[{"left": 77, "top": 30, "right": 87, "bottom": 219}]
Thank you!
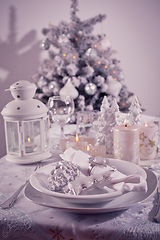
[{"left": 153, "top": 179, "right": 160, "bottom": 223}]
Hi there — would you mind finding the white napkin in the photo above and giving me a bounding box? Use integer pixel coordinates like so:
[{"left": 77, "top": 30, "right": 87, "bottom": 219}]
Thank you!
[
  {"left": 60, "top": 148, "right": 148, "bottom": 194},
  {"left": 60, "top": 147, "right": 90, "bottom": 175},
  {"left": 91, "top": 165, "right": 148, "bottom": 193}
]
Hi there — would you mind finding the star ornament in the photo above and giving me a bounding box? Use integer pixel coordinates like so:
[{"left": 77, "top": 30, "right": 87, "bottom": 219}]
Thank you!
[
  {"left": 139, "top": 132, "right": 147, "bottom": 142},
  {"left": 148, "top": 139, "right": 155, "bottom": 148}
]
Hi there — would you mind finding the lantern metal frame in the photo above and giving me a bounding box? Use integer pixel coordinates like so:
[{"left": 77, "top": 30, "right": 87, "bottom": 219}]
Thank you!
[{"left": 1, "top": 80, "right": 52, "bottom": 164}]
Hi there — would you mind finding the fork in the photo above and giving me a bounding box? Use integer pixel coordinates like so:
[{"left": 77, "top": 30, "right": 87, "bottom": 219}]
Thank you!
[
  {"left": 153, "top": 177, "right": 160, "bottom": 222},
  {"left": 0, "top": 162, "right": 42, "bottom": 209}
]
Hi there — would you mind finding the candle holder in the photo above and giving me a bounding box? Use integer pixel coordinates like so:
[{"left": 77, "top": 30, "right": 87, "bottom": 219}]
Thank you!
[
  {"left": 113, "top": 123, "right": 139, "bottom": 164},
  {"left": 1, "top": 80, "right": 52, "bottom": 164},
  {"left": 139, "top": 122, "right": 158, "bottom": 160},
  {"left": 59, "top": 134, "right": 95, "bottom": 152},
  {"left": 85, "top": 144, "right": 106, "bottom": 157}
]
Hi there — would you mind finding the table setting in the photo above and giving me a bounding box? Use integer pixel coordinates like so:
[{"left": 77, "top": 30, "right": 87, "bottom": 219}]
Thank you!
[{"left": 0, "top": 80, "right": 160, "bottom": 240}]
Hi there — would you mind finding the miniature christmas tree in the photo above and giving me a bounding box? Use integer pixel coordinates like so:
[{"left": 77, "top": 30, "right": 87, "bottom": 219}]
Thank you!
[
  {"left": 32, "top": 0, "right": 138, "bottom": 112},
  {"left": 96, "top": 97, "right": 120, "bottom": 154},
  {"left": 128, "top": 96, "right": 142, "bottom": 124}
]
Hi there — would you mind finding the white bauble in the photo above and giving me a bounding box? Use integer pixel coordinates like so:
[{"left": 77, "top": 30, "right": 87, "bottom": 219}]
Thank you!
[
  {"left": 100, "top": 83, "right": 108, "bottom": 93},
  {"left": 106, "top": 76, "right": 122, "bottom": 97},
  {"left": 97, "top": 37, "right": 111, "bottom": 52},
  {"left": 86, "top": 105, "right": 93, "bottom": 111},
  {"left": 66, "top": 63, "right": 78, "bottom": 76},
  {"left": 59, "top": 79, "right": 79, "bottom": 99}
]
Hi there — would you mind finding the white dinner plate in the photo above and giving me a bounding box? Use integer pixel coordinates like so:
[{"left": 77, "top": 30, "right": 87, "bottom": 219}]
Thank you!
[
  {"left": 25, "top": 168, "right": 157, "bottom": 214},
  {"left": 29, "top": 158, "right": 147, "bottom": 204}
]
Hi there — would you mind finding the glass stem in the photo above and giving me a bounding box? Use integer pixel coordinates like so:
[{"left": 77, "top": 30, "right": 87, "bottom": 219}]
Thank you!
[{"left": 60, "top": 125, "right": 65, "bottom": 138}]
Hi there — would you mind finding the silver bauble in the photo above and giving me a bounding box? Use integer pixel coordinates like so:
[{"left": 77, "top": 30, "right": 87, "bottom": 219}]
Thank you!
[
  {"left": 40, "top": 39, "right": 50, "bottom": 50},
  {"left": 85, "top": 48, "right": 97, "bottom": 58},
  {"left": 84, "top": 83, "right": 97, "bottom": 95},
  {"left": 48, "top": 81, "right": 60, "bottom": 95}
]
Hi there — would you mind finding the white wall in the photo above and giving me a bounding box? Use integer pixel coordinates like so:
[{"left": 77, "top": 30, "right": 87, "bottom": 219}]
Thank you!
[{"left": 0, "top": 0, "right": 160, "bottom": 158}]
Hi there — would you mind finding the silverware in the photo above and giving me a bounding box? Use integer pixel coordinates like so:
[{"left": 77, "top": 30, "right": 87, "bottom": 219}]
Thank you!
[
  {"left": 0, "top": 163, "right": 41, "bottom": 209},
  {"left": 153, "top": 178, "right": 160, "bottom": 222}
]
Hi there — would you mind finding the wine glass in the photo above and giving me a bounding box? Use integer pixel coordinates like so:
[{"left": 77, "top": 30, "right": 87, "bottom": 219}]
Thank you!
[{"left": 47, "top": 95, "right": 74, "bottom": 138}]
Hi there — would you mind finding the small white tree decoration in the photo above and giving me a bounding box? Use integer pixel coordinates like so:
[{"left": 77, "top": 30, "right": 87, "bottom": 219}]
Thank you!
[
  {"left": 96, "top": 96, "right": 120, "bottom": 154},
  {"left": 128, "top": 96, "right": 142, "bottom": 125}
]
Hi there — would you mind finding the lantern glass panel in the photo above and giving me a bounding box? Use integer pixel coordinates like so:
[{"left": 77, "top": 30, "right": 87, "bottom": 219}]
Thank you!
[
  {"left": 44, "top": 116, "right": 50, "bottom": 150},
  {"left": 6, "top": 121, "right": 19, "bottom": 153},
  {"left": 23, "top": 120, "right": 41, "bottom": 154}
]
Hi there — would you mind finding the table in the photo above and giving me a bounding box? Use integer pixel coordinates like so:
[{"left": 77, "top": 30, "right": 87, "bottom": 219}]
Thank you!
[{"left": 0, "top": 117, "right": 160, "bottom": 240}]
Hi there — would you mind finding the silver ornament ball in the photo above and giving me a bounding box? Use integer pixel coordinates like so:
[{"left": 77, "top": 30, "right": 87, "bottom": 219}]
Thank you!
[
  {"left": 40, "top": 39, "right": 50, "bottom": 50},
  {"left": 84, "top": 83, "right": 97, "bottom": 95},
  {"left": 48, "top": 81, "right": 60, "bottom": 95}
]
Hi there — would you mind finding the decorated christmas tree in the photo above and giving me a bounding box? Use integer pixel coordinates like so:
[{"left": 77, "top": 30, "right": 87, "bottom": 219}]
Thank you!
[
  {"left": 127, "top": 95, "right": 142, "bottom": 124},
  {"left": 96, "top": 96, "right": 121, "bottom": 154},
  {"left": 32, "top": 0, "right": 138, "bottom": 112}
]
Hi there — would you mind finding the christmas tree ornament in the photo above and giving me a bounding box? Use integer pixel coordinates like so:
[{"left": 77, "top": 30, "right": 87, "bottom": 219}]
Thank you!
[
  {"left": 40, "top": 39, "right": 50, "bottom": 50},
  {"left": 85, "top": 48, "right": 97, "bottom": 58},
  {"left": 85, "top": 105, "right": 94, "bottom": 111},
  {"left": 106, "top": 75, "right": 122, "bottom": 97},
  {"left": 128, "top": 95, "right": 142, "bottom": 125},
  {"left": 100, "top": 83, "right": 108, "bottom": 93},
  {"left": 58, "top": 34, "right": 69, "bottom": 44},
  {"left": 84, "top": 83, "right": 97, "bottom": 95},
  {"left": 96, "top": 97, "right": 120, "bottom": 154},
  {"left": 71, "top": 76, "right": 81, "bottom": 88},
  {"left": 94, "top": 75, "right": 105, "bottom": 87},
  {"left": 82, "top": 65, "right": 94, "bottom": 78},
  {"left": 42, "top": 86, "right": 52, "bottom": 96},
  {"left": 97, "top": 36, "right": 111, "bottom": 52},
  {"left": 37, "top": 76, "right": 47, "bottom": 88},
  {"left": 66, "top": 63, "right": 78, "bottom": 76},
  {"left": 1, "top": 81, "right": 51, "bottom": 164},
  {"left": 54, "top": 55, "right": 63, "bottom": 67},
  {"left": 45, "top": 70, "right": 53, "bottom": 80},
  {"left": 77, "top": 76, "right": 87, "bottom": 85},
  {"left": 100, "top": 96, "right": 110, "bottom": 111},
  {"left": 48, "top": 81, "right": 60, "bottom": 95},
  {"left": 77, "top": 95, "right": 85, "bottom": 111},
  {"left": 59, "top": 79, "right": 79, "bottom": 99}
]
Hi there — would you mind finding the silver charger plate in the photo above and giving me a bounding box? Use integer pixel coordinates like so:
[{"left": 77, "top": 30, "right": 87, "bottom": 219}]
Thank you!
[{"left": 24, "top": 168, "right": 157, "bottom": 214}]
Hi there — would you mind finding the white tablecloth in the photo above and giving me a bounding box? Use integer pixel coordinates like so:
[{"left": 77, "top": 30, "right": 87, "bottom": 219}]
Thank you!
[{"left": 0, "top": 114, "right": 160, "bottom": 240}]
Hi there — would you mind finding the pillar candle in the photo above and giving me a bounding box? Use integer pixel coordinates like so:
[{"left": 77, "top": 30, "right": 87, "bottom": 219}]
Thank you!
[
  {"left": 114, "top": 124, "right": 139, "bottom": 164},
  {"left": 139, "top": 122, "right": 158, "bottom": 160}
]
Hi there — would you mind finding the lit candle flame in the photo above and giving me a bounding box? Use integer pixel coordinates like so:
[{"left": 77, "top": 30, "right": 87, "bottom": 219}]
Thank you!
[
  {"left": 145, "top": 123, "right": 148, "bottom": 127},
  {"left": 87, "top": 145, "right": 90, "bottom": 151},
  {"left": 76, "top": 134, "right": 79, "bottom": 142},
  {"left": 27, "top": 137, "right": 31, "bottom": 143}
]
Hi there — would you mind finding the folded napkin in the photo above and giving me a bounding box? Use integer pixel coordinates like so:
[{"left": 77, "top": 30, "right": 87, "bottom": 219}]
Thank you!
[
  {"left": 60, "top": 147, "right": 90, "bottom": 175},
  {"left": 60, "top": 147, "right": 148, "bottom": 195}
]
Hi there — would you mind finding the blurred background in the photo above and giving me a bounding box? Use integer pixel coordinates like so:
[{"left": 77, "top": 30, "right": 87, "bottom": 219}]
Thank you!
[{"left": 0, "top": 0, "right": 160, "bottom": 158}]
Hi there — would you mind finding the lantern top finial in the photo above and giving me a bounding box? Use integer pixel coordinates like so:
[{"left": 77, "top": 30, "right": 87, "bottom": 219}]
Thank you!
[
  {"left": 2, "top": 80, "right": 48, "bottom": 120},
  {"left": 6, "top": 80, "right": 36, "bottom": 100}
]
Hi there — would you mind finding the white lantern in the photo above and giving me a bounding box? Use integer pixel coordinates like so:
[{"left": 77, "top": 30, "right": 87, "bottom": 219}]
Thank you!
[{"left": 1, "top": 80, "right": 52, "bottom": 164}]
